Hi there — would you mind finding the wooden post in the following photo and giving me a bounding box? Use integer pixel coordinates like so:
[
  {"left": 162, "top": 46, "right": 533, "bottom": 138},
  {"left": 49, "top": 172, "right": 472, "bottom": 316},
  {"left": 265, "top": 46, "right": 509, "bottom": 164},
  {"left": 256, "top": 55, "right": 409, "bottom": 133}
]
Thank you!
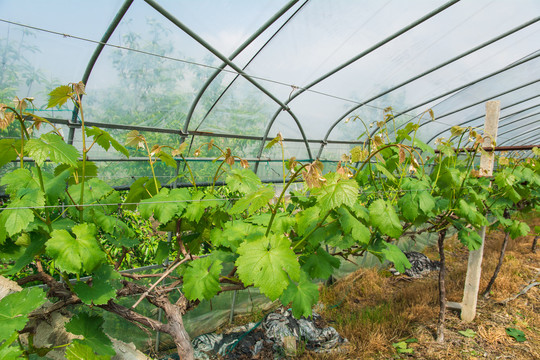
[{"left": 461, "top": 100, "right": 500, "bottom": 322}]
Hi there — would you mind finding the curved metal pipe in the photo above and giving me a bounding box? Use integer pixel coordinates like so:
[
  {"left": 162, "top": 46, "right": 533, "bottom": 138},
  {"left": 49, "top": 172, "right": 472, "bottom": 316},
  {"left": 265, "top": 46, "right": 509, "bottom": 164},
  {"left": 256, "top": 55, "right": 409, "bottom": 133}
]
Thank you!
[
  {"left": 343, "top": 17, "right": 540, "bottom": 141},
  {"left": 68, "top": 0, "right": 134, "bottom": 145},
  {"left": 144, "top": 0, "right": 313, "bottom": 160},
  {"left": 426, "top": 102, "right": 540, "bottom": 144},
  {"left": 387, "top": 51, "right": 540, "bottom": 137},
  {"left": 499, "top": 130, "right": 540, "bottom": 147},
  {"left": 499, "top": 124, "right": 540, "bottom": 141},
  {"left": 182, "top": 0, "right": 303, "bottom": 139},
  {"left": 254, "top": 0, "right": 460, "bottom": 171},
  {"left": 418, "top": 79, "right": 540, "bottom": 125}
]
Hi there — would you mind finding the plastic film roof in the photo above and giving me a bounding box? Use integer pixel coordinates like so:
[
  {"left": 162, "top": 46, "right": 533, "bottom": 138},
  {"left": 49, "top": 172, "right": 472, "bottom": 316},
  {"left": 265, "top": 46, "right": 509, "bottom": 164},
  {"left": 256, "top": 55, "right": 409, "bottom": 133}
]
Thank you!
[{"left": 1, "top": 0, "right": 539, "bottom": 179}]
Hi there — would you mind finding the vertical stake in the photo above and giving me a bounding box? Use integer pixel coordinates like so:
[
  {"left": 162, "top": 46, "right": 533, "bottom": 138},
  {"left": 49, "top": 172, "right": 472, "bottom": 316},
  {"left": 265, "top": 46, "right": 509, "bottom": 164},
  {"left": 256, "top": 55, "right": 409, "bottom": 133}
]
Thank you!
[{"left": 461, "top": 100, "right": 500, "bottom": 322}]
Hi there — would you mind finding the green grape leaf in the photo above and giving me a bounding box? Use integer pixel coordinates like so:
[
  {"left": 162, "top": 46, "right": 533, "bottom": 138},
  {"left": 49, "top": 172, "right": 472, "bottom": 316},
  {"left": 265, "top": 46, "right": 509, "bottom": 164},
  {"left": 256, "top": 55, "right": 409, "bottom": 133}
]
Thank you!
[
  {"left": 337, "top": 207, "right": 370, "bottom": 245},
  {"left": 350, "top": 202, "right": 369, "bottom": 222},
  {"left": 417, "top": 191, "right": 436, "bottom": 214},
  {"left": 247, "top": 213, "right": 295, "bottom": 235},
  {"left": 156, "top": 151, "right": 177, "bottom": 169},
  {"left": 1, "top": 187, "right": 44, "bottom": 240},
  {"left": 2, "top": 233, "right": 47, "bottom": 275},
  {"left": 69, "top": 178, "right": 114, "bottom": 205},
  {"left": 301, "top": 247, "right": 340, "bottom": 279},
  {"left": 398, "top": 193, "right": 419, "bottom": 222},
  {"left": 508, "top": 220, "right": 530, "bottom": 240},
  {"left": 183, "top": 257, "right": 223, "bottom": 301},
  {"left": 0, "top": 139, "right": 19, "bottom": 168},
  {"left": 125, "top": 130, "right": 144, "bottom": 148},
  {"left": 46, "top": 224, "right": 106, "bottom": 274},
  {"left": 505, "top": 328, "right": 526, "bottom": 342},
  {"left": 26, "top": 133, "right": 79, "bottom": 167},
  {"left": 85, "top": 126, "right": 129, "bottom": 158},
  {"left": 280, "top": 271, "right": 319, "bottom": 318},
  {"left": 310, "top": 221, "right": 343, "bottom": 248},
  {"left": 327, "top": 233, "right": 355, "bottom": 249},
  {"left": 73, "top": 264, "right": 122, "bottom": 305},
  {"left": 229, "top": 186, "right": 274, "bottom": 215},
  {"left": 0, "top": 345, "right": 23, "bottom": 359},
  {"left": 1, "top": 204, "right": 34, "bottom": 239},
  {"left": 139, "top": 188, "right": 191, "bottom": 224},
  {"left": 381, "top": 243, "right": 410, "bottom": 274},
  {"left": 55, "top": 161, "right": 98, "bottom": 186},
  {"left": 43, "top": 169, "right": 70, "bottom": 203},
  {"left": 1, "top": 168, "right": 36, "bottom": 197},
  {"left": 210, "top": 221, "right": 264, "bottom": 250},
  {"left": 226, "top": 168, "right": 262, "bottom": 194},
  {"left": 457, "top": 199, "right": 488, "bottom": 227},
  {"left": 369, "top": 199, "right": 402, "bottom": 238},
  {"left": 458, "top": 228, "right": 483, "bottom": 251},
  {"left": 413, "top": 138, "right": 435, "bottom": 155},
  {"left": 374, "top": 162, "right": 397, "bottom": 182},
  {"left": 65, "top": 342, "right": 111, "bottom": 360},
  {"left": 295, "top": 206, "right": 321, "bottom": 236},
  {"left": 0, "top": 287, "right": 47, "bottom": 342},
  {"left": 65, "top": 313, "right": 115, "bottom": 356},
  {"left": 123, "top": 177, "right": 159, "bottom": 210},
  {"left": 264, "top": 134, "right": 281, "bottom": 150},
  {"left": 184, "top": 191, "right": 206, "bottom": 222},
  {"left": 108, "top": 236, "right": 139, "bottom": 248},
  {"left": 0, "top": 216, "right": 7, "bottom": 245},
  {"left": 236, "top": 234, "right": 300, "bottom": 300},
  {"left": 92, "top": 211, "right": 135, "bottom": 240},
  {"left": 47, "top": 85, "right": 73, "bottom": 108},
  {"left": 154, "top": 241, "right": 170, "bottom": 264},
  {"left": 312, "top": 173, "right": 358, "bottom": 212}
]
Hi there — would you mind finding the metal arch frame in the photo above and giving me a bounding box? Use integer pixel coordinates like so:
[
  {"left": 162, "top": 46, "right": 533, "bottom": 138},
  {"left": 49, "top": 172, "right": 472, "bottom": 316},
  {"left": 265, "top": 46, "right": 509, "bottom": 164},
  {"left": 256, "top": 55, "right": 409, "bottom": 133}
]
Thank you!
[
  {"left": 499, "top": 130, "right": 540, "bottom": 147},
  {"left": 67, "top": 0, "right": 134, "bottom": 145},
  {"left": 498, "top": 110, "right": 540, "bottom": 130},
  {"left": 182, "top": 0, "right": 306, "bottom": 142},
  {"left": 385, "top": 51, "right": 540, "bottom": 135},
  {"left": 318, "top": 16, "right": 540, "bottom": 158},
  {"left": 143, "top": 0, "right": 313, "bottom": 160},
  {"left": 497, "top": 120, "right": 540, "bottom": 141},
  {"left": 417, "top": 79, "right": 540, "bottom": 125},
  {"left": 426, "top": 102, "right": 540, "bottom": 145},
  {"left": 251, "top": 0, "right": 460, "bottom": 172}
]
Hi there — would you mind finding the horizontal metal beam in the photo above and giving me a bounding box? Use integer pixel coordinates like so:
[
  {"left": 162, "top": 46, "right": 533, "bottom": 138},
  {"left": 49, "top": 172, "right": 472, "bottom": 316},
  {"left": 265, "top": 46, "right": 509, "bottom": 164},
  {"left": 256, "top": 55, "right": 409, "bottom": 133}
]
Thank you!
[
  {"left": 32, "top": 116, "right": 367, "bottom": 145},
  {"left": 12, "top": 156, "right": 342, "bottom": 164}
]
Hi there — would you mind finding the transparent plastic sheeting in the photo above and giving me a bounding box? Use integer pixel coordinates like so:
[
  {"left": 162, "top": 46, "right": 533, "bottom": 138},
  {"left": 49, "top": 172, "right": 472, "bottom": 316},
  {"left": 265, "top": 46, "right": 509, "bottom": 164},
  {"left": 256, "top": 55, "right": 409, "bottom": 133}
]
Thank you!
[
  {"left": 71, "top": 227, "right": 443, "bottom": 353},
  {"left": 1, "top": 0, "right": 539, "bottom": 176}
]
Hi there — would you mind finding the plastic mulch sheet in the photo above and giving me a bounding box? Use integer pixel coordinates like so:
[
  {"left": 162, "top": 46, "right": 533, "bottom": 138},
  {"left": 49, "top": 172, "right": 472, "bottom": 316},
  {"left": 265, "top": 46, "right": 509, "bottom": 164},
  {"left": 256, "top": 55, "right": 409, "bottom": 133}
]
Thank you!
[{"left": 188, "top": 307, "right": 347, "bottom": 360}]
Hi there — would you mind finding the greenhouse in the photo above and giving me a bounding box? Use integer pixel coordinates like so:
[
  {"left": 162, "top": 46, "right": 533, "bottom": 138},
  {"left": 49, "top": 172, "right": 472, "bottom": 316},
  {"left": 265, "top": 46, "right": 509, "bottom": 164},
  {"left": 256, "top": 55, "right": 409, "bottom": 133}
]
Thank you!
[{"left": 0, "top": 0, "right": 539, "bottom": 359}]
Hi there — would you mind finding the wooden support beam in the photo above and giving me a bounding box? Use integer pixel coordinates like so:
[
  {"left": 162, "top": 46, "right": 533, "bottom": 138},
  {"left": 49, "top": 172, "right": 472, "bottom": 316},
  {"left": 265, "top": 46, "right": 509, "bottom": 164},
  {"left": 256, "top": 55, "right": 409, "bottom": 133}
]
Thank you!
[{"left": 461, "top": 100, "right": 500, "bottom": 322}]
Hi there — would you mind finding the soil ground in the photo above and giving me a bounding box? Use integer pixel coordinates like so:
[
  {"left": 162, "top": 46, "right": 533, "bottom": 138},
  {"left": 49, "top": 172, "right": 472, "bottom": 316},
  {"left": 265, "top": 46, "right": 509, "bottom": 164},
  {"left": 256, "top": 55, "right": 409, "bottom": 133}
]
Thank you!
[{"left": 302, "top": 213, "right": 539, "bottom": 359}]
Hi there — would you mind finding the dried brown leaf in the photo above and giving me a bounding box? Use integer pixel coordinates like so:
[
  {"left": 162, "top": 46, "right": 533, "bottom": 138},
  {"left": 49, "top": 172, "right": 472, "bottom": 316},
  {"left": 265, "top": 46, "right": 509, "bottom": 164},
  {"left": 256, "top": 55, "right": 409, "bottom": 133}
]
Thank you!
[
  {"left": 73, "top": 81, "right": 86, "bottom": 96},
  {"left": 302, "top": 161, "right": 323, "bottom": 188}
]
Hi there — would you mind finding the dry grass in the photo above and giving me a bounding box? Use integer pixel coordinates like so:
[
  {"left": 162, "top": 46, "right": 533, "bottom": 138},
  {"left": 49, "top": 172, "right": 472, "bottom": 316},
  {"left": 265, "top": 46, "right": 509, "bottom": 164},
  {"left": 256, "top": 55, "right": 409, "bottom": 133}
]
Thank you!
[{"left": 302, "top": 213, "right": 539, "bottom": 359}]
